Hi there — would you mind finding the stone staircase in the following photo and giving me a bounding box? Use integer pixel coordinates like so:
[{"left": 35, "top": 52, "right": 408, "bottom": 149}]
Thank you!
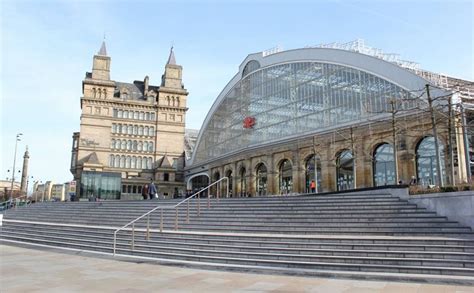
[{"left": 1, "top": 191, "right": 474, "bottom": 284}]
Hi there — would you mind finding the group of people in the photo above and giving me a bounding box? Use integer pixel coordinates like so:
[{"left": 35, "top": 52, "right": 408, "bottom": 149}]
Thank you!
[{"left": 141, "top": 180, "right": 157, "bottom": 200}]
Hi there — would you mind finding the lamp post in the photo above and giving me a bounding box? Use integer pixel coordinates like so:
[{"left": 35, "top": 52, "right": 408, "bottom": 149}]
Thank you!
[{"left": 9, "top": 133, "right": 23, "bottom": 202}]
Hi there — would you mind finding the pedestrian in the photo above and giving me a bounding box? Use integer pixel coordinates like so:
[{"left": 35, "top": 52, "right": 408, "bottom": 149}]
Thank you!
[
  {"left": 149, "top": 180, "right": 157, "bottom": 199},
  {"left": 142, "top": 184, "right": 149, "bottom": 200},
  {"left": 310, "top": 180, "right": 316, "bottom": 193}
]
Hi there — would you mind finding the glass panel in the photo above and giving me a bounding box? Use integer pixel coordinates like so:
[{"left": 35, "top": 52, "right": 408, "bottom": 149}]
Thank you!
[
  {"left": 373, "top": 143, "right": 396, "bottom": 186},
  {"left": 193, "top": 61, "right": 418, "bottom": 165},
  {"left": 416, "top": 136, "right": 446, "bottom": 186},
  {"left": 337, "top": 150, "right": 353, "bottom": 191}
]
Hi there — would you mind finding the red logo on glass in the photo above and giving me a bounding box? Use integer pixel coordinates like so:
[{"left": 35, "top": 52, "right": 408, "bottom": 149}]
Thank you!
[{"left": 243, "top": 117, "right": 256, "bottom": 129}]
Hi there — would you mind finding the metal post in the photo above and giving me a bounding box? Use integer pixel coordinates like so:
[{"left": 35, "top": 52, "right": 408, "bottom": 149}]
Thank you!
[
  {"left": 160, "top": 208, "right": 163, "bottom": 232},
  {"left": 461, "top": 104, "right": 472, "bottom": 183},
  {"left": 426, "top": 84, "right": 444, "bottom": 187},
  {"left": 226, "top": 177, "right": 229, "bottom": 197},
  {"left": 389, "top": 100, "right": 400, "bottom": 184},
  {"left": 187, "top": 200, "right": 190, "bottom": 223},
  {"left": 312, "top": 136, "right": 319, "bottom": 193},
  {"left": 175, "top": 208, "right": 178, "bottom": 230},
  {"left": 198, "top": 192, "right": 200, "bottom": 216},
  {"left": 9, "top": 133, "right": 22, "bottom": 202},
  {"left": 208, "top": 190, "right": 210, "bottom": 208},
  {"left": 350, "top": 127, "right": 357, "bottom": 189},
  {"left": 131, "top": 223, "right": 135, "bottom": 250},
  {"left": 113, "top": 231, "right": 117, "bottom": 256},
  {"left": 146, "top": 214, "right": 150, "bottom": 241}
]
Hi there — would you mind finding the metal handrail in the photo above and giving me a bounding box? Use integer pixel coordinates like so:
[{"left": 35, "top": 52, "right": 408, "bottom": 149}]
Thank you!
[
  {"left": 113, "top": 177, "right": 229, "bottom": 256},
  {"left": 0, "top": 195, "right": 31, "bottom": 211}
]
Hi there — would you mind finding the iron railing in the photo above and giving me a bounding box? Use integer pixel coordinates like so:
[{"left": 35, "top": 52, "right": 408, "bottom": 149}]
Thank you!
[
  {"left": 0, "top": 195, "right": 31, "bottom": 211},
  {"left": 113, "top": 177, "right": 229, "bottom": 256}
]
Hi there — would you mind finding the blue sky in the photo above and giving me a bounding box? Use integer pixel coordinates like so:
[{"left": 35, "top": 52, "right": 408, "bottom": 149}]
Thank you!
[{"left": 1, "top": 0, "right": 473, "bottom": 186}]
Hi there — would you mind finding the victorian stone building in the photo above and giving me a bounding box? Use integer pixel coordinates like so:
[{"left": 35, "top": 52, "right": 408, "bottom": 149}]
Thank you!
[
  {"left": 186, "top": 42, "right": 473, "bottom": 196},
  {"left": 71, "top": 42, "right": 189, "bottom": 200}
]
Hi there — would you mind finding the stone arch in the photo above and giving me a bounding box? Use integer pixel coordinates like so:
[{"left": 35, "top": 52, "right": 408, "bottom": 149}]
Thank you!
[
  {"left": 186, "top": 172, "right": 210, "bottom": 190},
  {"left": 335, "top": 148, "right": 354, "bottom": 191}
]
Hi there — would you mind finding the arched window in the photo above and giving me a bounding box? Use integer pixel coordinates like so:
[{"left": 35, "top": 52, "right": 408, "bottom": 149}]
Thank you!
[
  {"left": 305, "top": 155, "right": 322, "bottom": 193},
  {"left": 112, "top": 124, "right": 117, "bottom": 133},
  {"left": 126, "top": 156, "right": 131, "bottom": 168},
  {"left": 239, "top": 167, "right": 247, "bottom": 197},
  {"left": 256, "top": 163, "right": 267, "bottom": 196},
  {"left": 139, "top": 126, "right": 144, "bottom": 136},
  {"left": 113, "top": 109, "right": 118, "bottom": 117},
  {"left": 131, "top": 156, "right": 136, "bottom": 168},
  {"left": 373, "top": 143, "right": 395, "bottom": 186},
  {"left": 225, "top": 170, "right": 233, "bottom": 197},
  {"left": 118, "top": 110, "right": 123, "bottom": 118},
  {"left": 120, "top": 156, "right": 125, "bottom": 168},
  {"left": 133, "top": 140, "right": 138, "bottom": 151},
  {"left": 137, "top": 157, "right": 142, "bottom": 169},
  {"left": 167, "top": 96, "right": 170, "bottom": 106},
  {"left": 133, "top": 125, "right": 138, "bottom": 135},
  {"left": 149, "top": 142, "right": 154, "bottom": 152},
  {"left": 138, "top": 141, "right": 143, "bottom": 151},
  {"left": 127, "top": 140, "right": 132, "bottom": 150},
  {"left": 139, "top": 112, "right": 144, "bottom": 120},
  {"left": 114, "top": 155, "right": 120, "bottom": 168},
  {"left": 172, "top": 97, "right": 176, "bottom": 106},
  {"left": 176, "top": 97, "right": 180, "bottom": 107},
  {"left": 121, "top": 140, "right": 126, "bottom": 150},
  {"left": 337, "top": 150, "right": 354, "bottom": 191},
  {"left": 143, "top": 142, "right": 148, "bottom": 152},
  {"left": 150, "top": 127, "right": 155, "bottom": 136},
  {"left": 128, "top": 125, "right": 133, "bottom": 134},
  {"left": 150, "top": 113, "right": 156, "bottom": 120},
  {"left": 115, "top": 140, "right": 120, "bottom": 149},
  {"left": 129, "top": 111, "right": 133, "bottom": 119},
  {"left": 147, "top": 157, "right": 153, "bottom": 169},
  {"left": 145, "top": 112, "right": 150, "bottom": 120},
  {"left": 279, "top": 160, "right": 293, "bottom": 194},
  {"left": 124, "top": 110, "right": 129, "bottom": 118},
  {"left": 144, "top": 126, "right": 148, "bottom": 136},
  {"left": 109, "top": 155, "right": 114, "bottom": 167},
  {"left": 134, "top": 111, "right": 139, "bottom": 120},
  {"left": 103, "top": 89, "right": 107, "bottom": 99},
  {"left": 92, "top": 88, "right": 97, "bottom": 98},
  {"left": 111, "top": 139, "right": 115, "bottom": 149},
  {"left": 416, "top": 136, "right": 445, "bottom": 186},
  {"left": 117, "top": 124, "right": 121, "bottom": 134}
]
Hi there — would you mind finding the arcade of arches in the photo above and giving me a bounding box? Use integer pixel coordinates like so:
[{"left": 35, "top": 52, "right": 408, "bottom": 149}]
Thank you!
[{"left": 203, "top": 124, "right": 463, "bottom": 197}]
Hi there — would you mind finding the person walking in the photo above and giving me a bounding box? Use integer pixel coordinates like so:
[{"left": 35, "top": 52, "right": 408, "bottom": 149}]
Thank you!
[
  {"left": 149, "top": 180, "right": 157, "bottom": 200},
  {"left": 310, "top": 180, "right": 316, "bottom": 193},
  {"left": 141, "top": 184, "right": 149, "bottom": 200}
]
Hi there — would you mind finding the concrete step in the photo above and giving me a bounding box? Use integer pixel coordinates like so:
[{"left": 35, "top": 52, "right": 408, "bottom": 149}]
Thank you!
[{"left": 2, "top": 234, "right": 474, "bottom": 277}]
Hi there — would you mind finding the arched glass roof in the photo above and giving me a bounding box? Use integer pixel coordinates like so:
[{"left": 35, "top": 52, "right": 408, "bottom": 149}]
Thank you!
[{"left": 190, "top": 48, "right": 449, "bottom": 166}]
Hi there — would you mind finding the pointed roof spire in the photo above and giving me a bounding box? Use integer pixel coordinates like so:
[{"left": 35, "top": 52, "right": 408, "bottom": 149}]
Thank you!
[
  {"left": 167, "top": 46, "right": 176, "bottom": 65},
  {"left": 98, "top": 40, "right": 107, "bottom": 56}
]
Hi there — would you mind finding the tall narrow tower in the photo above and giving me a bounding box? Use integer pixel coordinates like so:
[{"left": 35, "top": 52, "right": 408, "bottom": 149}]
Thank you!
[{"left": 20, "top": 146, "right": 29, "bottom": 193}]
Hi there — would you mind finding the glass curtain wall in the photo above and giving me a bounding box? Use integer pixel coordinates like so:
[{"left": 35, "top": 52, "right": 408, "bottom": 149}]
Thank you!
[
  {"left": 279, "top": 160, "right": 293, "bottom": 194},
  {"left": 337, "top": 150, "right": 354, "bottom": 191},
  {"left": 305, "top": 155, "right": 322, "bottom": 192},
  {"left": 416, "top": 136, "right": 446, "bottom": 186},
  {"left": 256, "top": 163, "right": 268, "bottom": 196},
  {"left": 373, "top": 144, "right": 396, "bottom": 186},
  {"left": 194, "top": 62, "right": 416, "bottom": 165},
  {"left": 80, "top": 171, "right": 121, "bottom": 200}
]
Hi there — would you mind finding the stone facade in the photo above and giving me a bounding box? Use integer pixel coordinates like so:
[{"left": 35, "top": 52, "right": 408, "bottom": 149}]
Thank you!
[
  {"left": 71, "top": 42, "right": 189, "bottom": 199},
  {"left": 205, "top": 113, "right": 468, "bottom": 196}
]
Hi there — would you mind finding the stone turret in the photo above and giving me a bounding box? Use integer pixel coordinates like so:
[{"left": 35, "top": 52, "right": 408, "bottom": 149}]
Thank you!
[{"left": 20, "top": 146, "right": 29, "bottom": 194}]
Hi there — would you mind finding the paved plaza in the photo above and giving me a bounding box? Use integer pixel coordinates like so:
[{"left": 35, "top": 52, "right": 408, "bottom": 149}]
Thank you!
[{"left": 1, "top": 244, "right": 472, "bottom": 292}]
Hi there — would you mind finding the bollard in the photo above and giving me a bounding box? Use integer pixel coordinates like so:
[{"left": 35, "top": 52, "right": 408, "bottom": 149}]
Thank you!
[
  {"left": 146, "top": 214, "right": 150, "bottom": 241},
  {"left": 131, "top": 223, "right": 135, "bottom": 250},
  {"left": 160, "top": 208, "right": 163, "bottom": 233}
]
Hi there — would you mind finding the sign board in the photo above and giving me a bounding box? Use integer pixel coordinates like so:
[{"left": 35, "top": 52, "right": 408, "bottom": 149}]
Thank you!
[{"left": 69, "top": 180, "right": 76, "bottom": 196}]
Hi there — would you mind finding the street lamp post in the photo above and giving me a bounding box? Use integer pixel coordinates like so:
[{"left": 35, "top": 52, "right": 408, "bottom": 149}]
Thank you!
[{"left": 9, "top": 133, "right": 23, "bottom": 202}]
